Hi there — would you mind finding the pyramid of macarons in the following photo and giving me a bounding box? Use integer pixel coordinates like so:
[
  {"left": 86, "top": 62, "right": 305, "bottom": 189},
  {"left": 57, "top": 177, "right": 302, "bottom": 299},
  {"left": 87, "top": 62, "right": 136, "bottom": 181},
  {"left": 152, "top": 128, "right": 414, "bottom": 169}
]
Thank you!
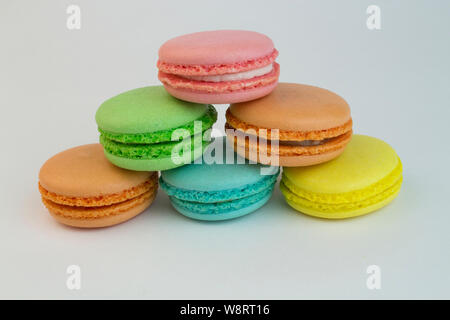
[{"left": 38, "top": 29, "right": 402, "bottom": 228}]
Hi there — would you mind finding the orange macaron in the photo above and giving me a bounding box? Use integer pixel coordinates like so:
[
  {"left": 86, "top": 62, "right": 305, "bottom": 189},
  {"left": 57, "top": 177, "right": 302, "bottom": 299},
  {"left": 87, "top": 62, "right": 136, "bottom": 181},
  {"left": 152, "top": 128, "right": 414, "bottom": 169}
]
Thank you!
[
  {"left": 38, "top": 144, "right": 158, "bottom": 228},
  {"left": 225, "top": 83, "right": 353, "bottom": 167}
]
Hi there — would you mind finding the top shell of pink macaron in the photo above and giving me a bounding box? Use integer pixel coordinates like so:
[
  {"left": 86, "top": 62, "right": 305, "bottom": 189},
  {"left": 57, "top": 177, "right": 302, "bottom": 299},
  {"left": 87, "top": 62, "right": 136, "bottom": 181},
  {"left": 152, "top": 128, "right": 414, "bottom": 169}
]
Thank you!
[{"left": 157, "top": 30, "right": 277, "bottom": 76}]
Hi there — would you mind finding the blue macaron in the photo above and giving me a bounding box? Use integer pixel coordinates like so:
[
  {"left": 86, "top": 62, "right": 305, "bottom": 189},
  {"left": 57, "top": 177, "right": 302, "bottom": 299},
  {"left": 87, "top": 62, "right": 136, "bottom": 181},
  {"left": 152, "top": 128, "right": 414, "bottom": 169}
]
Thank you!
[{"left": 160, "top": 136, "right": 279, "bottom": 221}]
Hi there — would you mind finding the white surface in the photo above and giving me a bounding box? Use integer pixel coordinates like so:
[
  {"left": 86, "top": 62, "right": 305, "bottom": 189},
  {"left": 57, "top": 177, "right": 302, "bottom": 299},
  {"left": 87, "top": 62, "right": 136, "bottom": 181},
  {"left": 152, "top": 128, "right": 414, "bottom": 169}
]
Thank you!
[{"left": 1, "top": 0, "right": 449, "bottom": 299}]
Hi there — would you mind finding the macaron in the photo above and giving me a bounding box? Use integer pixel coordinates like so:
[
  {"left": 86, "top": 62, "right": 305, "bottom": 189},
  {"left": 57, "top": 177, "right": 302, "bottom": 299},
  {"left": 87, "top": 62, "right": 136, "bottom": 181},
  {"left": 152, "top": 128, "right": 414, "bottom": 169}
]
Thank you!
[
  {"left": 38, "top": 144, "right": 158, "bottom": 228},
  {"left": 280, "top": 134, "right": 403, "bottom": 219},
  {"left": 157, "top": 30, "right": 280, "bottom": 104},
  {"left": 96, "top": 86, "right": 217, "bottom": 171},
  {"left": 160, "top": 137, "right": 280, "bottom": 221},
  {"left": 226, "top": 83, "right": 353, "bottom": 167}
]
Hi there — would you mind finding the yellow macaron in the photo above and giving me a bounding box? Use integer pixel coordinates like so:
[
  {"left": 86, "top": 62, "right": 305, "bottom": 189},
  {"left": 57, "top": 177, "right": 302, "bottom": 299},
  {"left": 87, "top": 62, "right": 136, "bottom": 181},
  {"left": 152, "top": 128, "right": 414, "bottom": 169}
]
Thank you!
[{"left": 280, "top": 134, "right": 402, "bottom": 219}]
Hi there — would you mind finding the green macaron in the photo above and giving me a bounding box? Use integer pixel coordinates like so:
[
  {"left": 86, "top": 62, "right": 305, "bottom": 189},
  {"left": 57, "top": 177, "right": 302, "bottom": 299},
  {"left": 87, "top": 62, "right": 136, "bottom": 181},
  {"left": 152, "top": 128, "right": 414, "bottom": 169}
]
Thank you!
[{"left": 95, "top": 86, "right": 217, "bottom": 171}]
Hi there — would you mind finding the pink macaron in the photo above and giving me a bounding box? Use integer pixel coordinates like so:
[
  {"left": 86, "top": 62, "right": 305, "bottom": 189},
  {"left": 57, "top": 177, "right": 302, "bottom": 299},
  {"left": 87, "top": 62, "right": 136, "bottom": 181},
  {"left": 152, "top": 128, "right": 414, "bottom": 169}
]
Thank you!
[{"left": 157, "top": 30, "right": 280, "bottom": 104}]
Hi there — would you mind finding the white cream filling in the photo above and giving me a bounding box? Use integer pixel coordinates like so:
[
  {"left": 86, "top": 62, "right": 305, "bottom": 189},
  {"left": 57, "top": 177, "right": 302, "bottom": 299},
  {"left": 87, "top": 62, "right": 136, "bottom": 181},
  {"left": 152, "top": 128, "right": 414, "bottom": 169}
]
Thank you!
[{"left": 182, "top": 64, "right": 273, "bottom": 82}]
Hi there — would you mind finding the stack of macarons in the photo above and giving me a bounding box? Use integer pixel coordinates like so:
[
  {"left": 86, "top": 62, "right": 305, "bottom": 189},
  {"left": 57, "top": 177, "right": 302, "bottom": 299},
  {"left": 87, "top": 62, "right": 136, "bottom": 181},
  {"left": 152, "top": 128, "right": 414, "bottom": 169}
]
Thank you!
[{"left": 38, "top": 29, "right": 402, "bottom": 228}]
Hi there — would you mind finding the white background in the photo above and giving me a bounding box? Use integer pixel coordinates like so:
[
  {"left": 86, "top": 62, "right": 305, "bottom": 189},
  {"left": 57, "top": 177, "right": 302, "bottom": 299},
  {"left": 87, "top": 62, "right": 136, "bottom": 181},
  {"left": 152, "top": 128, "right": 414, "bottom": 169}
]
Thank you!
[{"left": 1, "top": 0, "right": 449, "bottom": 299}]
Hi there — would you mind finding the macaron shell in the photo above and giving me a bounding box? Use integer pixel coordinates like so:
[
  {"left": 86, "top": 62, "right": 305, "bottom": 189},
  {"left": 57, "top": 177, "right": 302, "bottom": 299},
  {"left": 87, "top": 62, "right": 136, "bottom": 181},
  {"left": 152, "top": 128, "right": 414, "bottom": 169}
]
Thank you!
[
  {"left": 47, "top": 191, "right": 156, "bottom": 228},
  {"left": 95, "top": 86, "right": 209, "bottom": 134},
  {"left": 158, "top": 50, "right": 277, "bottom": 76},
  {"left": 158, "top": 63, "right": 279, "bottom": 93},
  {"left": 276, "top": 149, "right": 347, "bottom": 167},
  {"left": 39, "top": 177, "right": 156, "bottom": 207},
  {"left": 163, "top": 80, "right": 278, "bottom": 104},
  {"left": 230, "top": 134, "right": 350, "bottom": 167},
  {"left": 99, "top": 130, "right": 209, "bottom": 161},
  {"left": 99, "top": 104, "right": 217, "bottom": 144},
  {"left": 158, "top": 30, "right": 275, "bottom": 68},
  {"left": 226, "top": 108, "right": 353, "bottom": 142},
  {"left": 39, "top": 144, "right": 152, "bottom": 198},
  {"left": 170, "top": 189, "right": 273, "bottom": 221},
  {"left": 160, "top": 137, "right": 277, "bottom": 192},
  {"left": 229, "top": 83, "right": 351, "bottom": 131},
  {"left": 235, "top": 145, "right": 347, "bottom": 167},
  {"left": 160, "top": 170, "right": 278, "bottom": 202},
  {"left": 282, "top": 184, "right": 401, "bottom": 219},
  {"left": 103, "top": 142, "right": 208, "bottom": 171}
]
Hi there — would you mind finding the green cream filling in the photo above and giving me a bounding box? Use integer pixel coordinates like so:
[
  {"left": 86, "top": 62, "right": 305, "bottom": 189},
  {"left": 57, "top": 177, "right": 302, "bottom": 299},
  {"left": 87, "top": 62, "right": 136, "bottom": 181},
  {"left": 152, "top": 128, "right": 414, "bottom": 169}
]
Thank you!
[{"left": 98, "top": 105, "right": 217, "bottom": 144}]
